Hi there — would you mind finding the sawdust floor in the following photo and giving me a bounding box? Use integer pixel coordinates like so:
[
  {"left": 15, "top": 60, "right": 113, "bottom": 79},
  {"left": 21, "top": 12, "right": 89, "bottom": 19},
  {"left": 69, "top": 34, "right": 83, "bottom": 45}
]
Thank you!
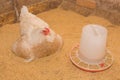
[{"left": 0, "top": 9, "right": 120, "bottom": 80}]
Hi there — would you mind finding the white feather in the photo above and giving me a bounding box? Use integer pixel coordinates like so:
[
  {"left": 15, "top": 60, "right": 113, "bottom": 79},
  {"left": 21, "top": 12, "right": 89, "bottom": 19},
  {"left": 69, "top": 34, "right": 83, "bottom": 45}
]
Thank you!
[{"left": 20, "top": 6, "right": 55, "bottom": 45}]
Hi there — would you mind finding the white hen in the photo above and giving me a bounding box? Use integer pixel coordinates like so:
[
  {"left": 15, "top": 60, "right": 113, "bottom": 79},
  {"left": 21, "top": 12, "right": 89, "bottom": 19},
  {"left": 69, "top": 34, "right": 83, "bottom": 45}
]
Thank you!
[
  {"left": 20, "top": 6, "right": 56, "bottom": 44},
  {"left": 12, "top": 6, "right": 63, "bottom": 62}
]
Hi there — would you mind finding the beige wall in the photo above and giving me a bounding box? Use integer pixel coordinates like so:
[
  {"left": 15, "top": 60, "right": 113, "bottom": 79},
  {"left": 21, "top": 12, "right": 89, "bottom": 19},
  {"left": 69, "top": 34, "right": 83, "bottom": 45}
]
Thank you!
[
  {"left": 0, "top": 0, "right": 62, "bottom": 27},
  {"left": 0, "top": 0, "right": 120, "bottom": 26},
  {"left": 61, "top": 0, "right": 120, "bottom": 25}
]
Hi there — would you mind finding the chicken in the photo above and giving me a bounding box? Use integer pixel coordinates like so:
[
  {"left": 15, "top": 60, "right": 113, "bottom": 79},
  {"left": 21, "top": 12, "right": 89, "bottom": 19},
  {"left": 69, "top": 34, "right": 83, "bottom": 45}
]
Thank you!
[{"left": 12, "top": 6, "right": 63, "bottom": 62}]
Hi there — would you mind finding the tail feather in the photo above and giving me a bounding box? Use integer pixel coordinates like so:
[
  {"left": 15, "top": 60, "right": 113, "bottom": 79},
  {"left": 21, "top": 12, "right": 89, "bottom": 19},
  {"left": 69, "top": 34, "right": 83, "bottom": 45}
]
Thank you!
[
  {"left": 21, "top": 6, "right": 29, "bottom": 14},
  {"left": 20, "top": 6, "right": 29, "bottom": 21}
]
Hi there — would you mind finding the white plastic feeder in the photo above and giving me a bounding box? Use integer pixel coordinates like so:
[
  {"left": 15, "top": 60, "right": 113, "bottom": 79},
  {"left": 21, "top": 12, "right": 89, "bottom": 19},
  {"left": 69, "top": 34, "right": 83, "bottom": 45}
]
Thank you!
[{"left": 70, "top": 24, "right": 113, "bottom": 72}]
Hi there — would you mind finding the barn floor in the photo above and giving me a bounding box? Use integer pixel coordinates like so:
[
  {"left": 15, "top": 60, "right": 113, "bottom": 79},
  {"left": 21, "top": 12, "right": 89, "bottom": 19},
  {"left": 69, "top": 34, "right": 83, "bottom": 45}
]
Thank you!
[{"left": 0, "top": 9, "right": 120, "bottom": 80}]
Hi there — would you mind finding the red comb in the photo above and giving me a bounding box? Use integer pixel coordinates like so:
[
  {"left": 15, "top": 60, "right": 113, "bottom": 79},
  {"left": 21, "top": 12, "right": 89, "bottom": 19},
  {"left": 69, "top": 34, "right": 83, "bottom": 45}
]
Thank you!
[{"left": 42, "top": 28, "right": 50, "bottom": 36}]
